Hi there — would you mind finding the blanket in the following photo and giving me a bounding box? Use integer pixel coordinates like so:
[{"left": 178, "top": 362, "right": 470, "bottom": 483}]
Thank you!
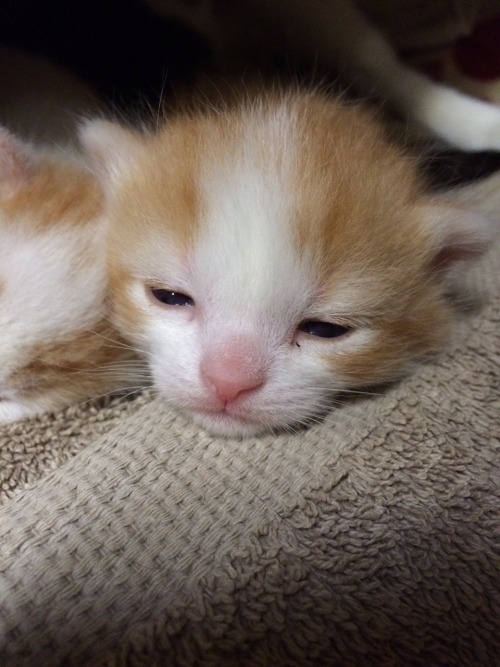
[{"left": 0, "top": 172, "right": 499, "bottom": 666}]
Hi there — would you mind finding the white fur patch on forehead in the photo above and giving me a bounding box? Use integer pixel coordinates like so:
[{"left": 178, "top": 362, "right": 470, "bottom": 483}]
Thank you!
[
  {"left": 0, "top": 221, "right": 107, "bottom": 343},
  {"left": 191, "top": 102, "right": 316, "bottom": 326}
]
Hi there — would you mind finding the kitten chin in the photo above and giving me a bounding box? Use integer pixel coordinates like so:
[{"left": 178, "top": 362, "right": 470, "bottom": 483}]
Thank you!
[
  {"left": 81, "top": 86, "right": 496, "bottom": 437},
  {"left": 188, "top": 409, "right": 276, "bottom": 438}
]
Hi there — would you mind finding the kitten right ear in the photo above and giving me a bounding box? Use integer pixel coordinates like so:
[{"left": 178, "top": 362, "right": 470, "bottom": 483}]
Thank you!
[
  {"left": 420, "top": 202, "right": 497, "bottom": 283},
  {"left": 0, "top": 127, "right": 31, "bottom": 197},
  {"left": 79, "top": 119, "right": 145, "bottom": 187}
]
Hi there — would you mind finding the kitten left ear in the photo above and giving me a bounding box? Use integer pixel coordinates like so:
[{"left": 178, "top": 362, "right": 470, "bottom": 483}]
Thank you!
[
  {"left": 0, "top": 127, "right": 32, "bottom": 197},
  {"left": 79, "top": 119, "right": 145, "bottom": 187},
  {"left": 421, "top": 203, "right": 497, "bottom": 278}
]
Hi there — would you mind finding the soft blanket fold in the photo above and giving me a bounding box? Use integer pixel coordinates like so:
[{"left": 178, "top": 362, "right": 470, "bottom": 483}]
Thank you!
[{"left": 0, "top": 174, "right": 499, "bottom": 666}]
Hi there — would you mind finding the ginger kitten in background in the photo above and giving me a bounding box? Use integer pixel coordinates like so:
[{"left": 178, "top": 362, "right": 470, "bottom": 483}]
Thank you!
[
  {"left": 0, "top": 50, "right": 143, "bottom": 423},
  {"left": 81, "top": 86, "right": 495, "bottom": 437}
]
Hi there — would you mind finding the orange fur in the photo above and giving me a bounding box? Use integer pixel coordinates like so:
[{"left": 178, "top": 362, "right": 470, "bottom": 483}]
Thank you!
[
  {"left": 85, "top": 86, "right": 490, "bottom": 435},
  {"left": 8, "top": 321, "right": 132, "bottom": 396},
  {"left": 2, "top": 158, "right": 102, "bottom": 232}
]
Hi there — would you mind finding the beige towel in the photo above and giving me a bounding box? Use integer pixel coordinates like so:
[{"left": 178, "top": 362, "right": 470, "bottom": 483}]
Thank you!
[{"left": 0, "top": 173, "right": 499, "bottom": 666}]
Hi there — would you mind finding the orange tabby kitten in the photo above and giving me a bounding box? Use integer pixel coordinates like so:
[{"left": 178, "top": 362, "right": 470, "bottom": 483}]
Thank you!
[
  {"left": 81, "top": 87, "right": 495, "bottom": 436},
  {"left": 0, "top": 51, "right": 143, "bottom": 423},
  {"left": 0, "top": 128, "right": 144, "bottom": 423}
]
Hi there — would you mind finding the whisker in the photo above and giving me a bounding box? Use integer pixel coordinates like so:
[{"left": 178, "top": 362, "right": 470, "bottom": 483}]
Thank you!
[
  {"left": 72, "top": 385, "right": 148, "bottom": 411},
  {"left": 84, "top": 328, "right": 138, "bottom": 351}
]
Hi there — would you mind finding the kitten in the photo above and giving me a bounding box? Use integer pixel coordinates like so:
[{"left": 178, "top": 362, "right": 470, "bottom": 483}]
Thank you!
[
  {"left": 81, "top": 86, "right": 495, "bottom": 437},
  {"left": 0, "top": 51, "right": 143, "bottom": 423},
  {"left": 146, "top": 0, "right": 500, "bottom": 151}
]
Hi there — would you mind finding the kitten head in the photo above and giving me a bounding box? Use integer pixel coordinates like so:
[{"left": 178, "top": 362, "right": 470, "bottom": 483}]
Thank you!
[
  {"left": 0, "top": 127, "right": 141, "bottom": 422},
  {"left": 81, "top": 90, "right": 494, "bottom": 436}
]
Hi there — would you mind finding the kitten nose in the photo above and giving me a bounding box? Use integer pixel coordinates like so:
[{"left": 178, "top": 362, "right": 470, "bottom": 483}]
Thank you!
[
  {"left": 207, "top": 374, "right": 264, "bottom": 405},
  {"left": 201, "top": 343, "right": 265, "bottom": 405}
]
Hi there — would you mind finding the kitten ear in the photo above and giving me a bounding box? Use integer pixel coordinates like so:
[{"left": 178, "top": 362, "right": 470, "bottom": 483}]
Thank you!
[
  {"left": 421, "top": 202, "right": 497, "bottom": 279},
  {"left": 0, "top": 127, "right": 32, "bottom": 197},
  {"left": 79, "top": 119, "right": 144, "bottom": 187}
]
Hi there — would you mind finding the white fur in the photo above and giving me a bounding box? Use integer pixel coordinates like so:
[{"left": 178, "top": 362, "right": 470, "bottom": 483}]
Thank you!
[
  {"left": 0, "top": 220, "right": 108, "bottom": 411},
  {"left": 0, "top": 400, "right": 39, "bottom": 422},
  {"left": 0, "top": 223, "right": 107, "bottom": 341}
]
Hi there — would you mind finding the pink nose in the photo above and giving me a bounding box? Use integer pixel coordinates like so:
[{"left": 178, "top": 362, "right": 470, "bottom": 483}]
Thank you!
[
  {"left": 201, "top": 343, "right": 265, "bottom": 405},
  {"left": 205, "top": 373, "right": 263, "bottom": 404}
]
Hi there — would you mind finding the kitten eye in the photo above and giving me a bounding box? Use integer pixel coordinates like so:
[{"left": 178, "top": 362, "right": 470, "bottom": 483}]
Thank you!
[
  {"left": 150, "top": 288, "right": 194, "bottom": 307},
  {"left": 299, "top": 320, "right": 351, "bottom": 338}
]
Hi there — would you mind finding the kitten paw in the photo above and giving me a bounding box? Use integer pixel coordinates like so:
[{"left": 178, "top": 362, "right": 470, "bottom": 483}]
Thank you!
[
  {"left": 0, "top": 400, "right": 39, "bottom": 424},
  {"left": 416, "top": 84, "right": 500, "bottom": 151}
]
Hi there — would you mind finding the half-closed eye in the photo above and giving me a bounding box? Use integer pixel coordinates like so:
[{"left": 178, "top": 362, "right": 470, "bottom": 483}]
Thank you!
[
  {"left": 150, "top": 288, "right": 195, "bottom": 307},
  {"left": 299, "top": 320, "right": 351, "bottom": 338}
]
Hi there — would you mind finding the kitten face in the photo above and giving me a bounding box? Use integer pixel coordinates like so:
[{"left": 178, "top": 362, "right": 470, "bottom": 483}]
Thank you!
[
  {"left": 82, "top": 90, "right": 493, "bottom": 436},
  {"left": 0, "top": 133, "right": 142, "bottom": 422}
]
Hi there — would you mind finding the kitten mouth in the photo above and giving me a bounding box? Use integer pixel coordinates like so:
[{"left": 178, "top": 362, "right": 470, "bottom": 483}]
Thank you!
[
  {"left": 189, "top": 407, "right": 264, "bottom": 436},
  {"left": 193, "top": 406, "right": 253, "bottom": 423}
]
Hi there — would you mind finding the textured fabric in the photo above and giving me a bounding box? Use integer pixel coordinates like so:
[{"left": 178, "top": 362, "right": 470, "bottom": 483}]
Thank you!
[
  {"left": 0, "top": 394, "right": 149, "bottom": 506},
  {"left": 0, "top": 172, "right": 499, "bottom": 666}
]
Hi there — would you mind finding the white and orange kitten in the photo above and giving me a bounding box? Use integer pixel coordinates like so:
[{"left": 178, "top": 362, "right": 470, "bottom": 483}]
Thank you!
[
  {"left": 0, "top": 50, "right": 142, "bottom": 423},
  {"left": 148, "top": 0, "right": 500, "bottom": 151},
  {"left": 81, "top": 87, "right": 495, "bottom": 437}
]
